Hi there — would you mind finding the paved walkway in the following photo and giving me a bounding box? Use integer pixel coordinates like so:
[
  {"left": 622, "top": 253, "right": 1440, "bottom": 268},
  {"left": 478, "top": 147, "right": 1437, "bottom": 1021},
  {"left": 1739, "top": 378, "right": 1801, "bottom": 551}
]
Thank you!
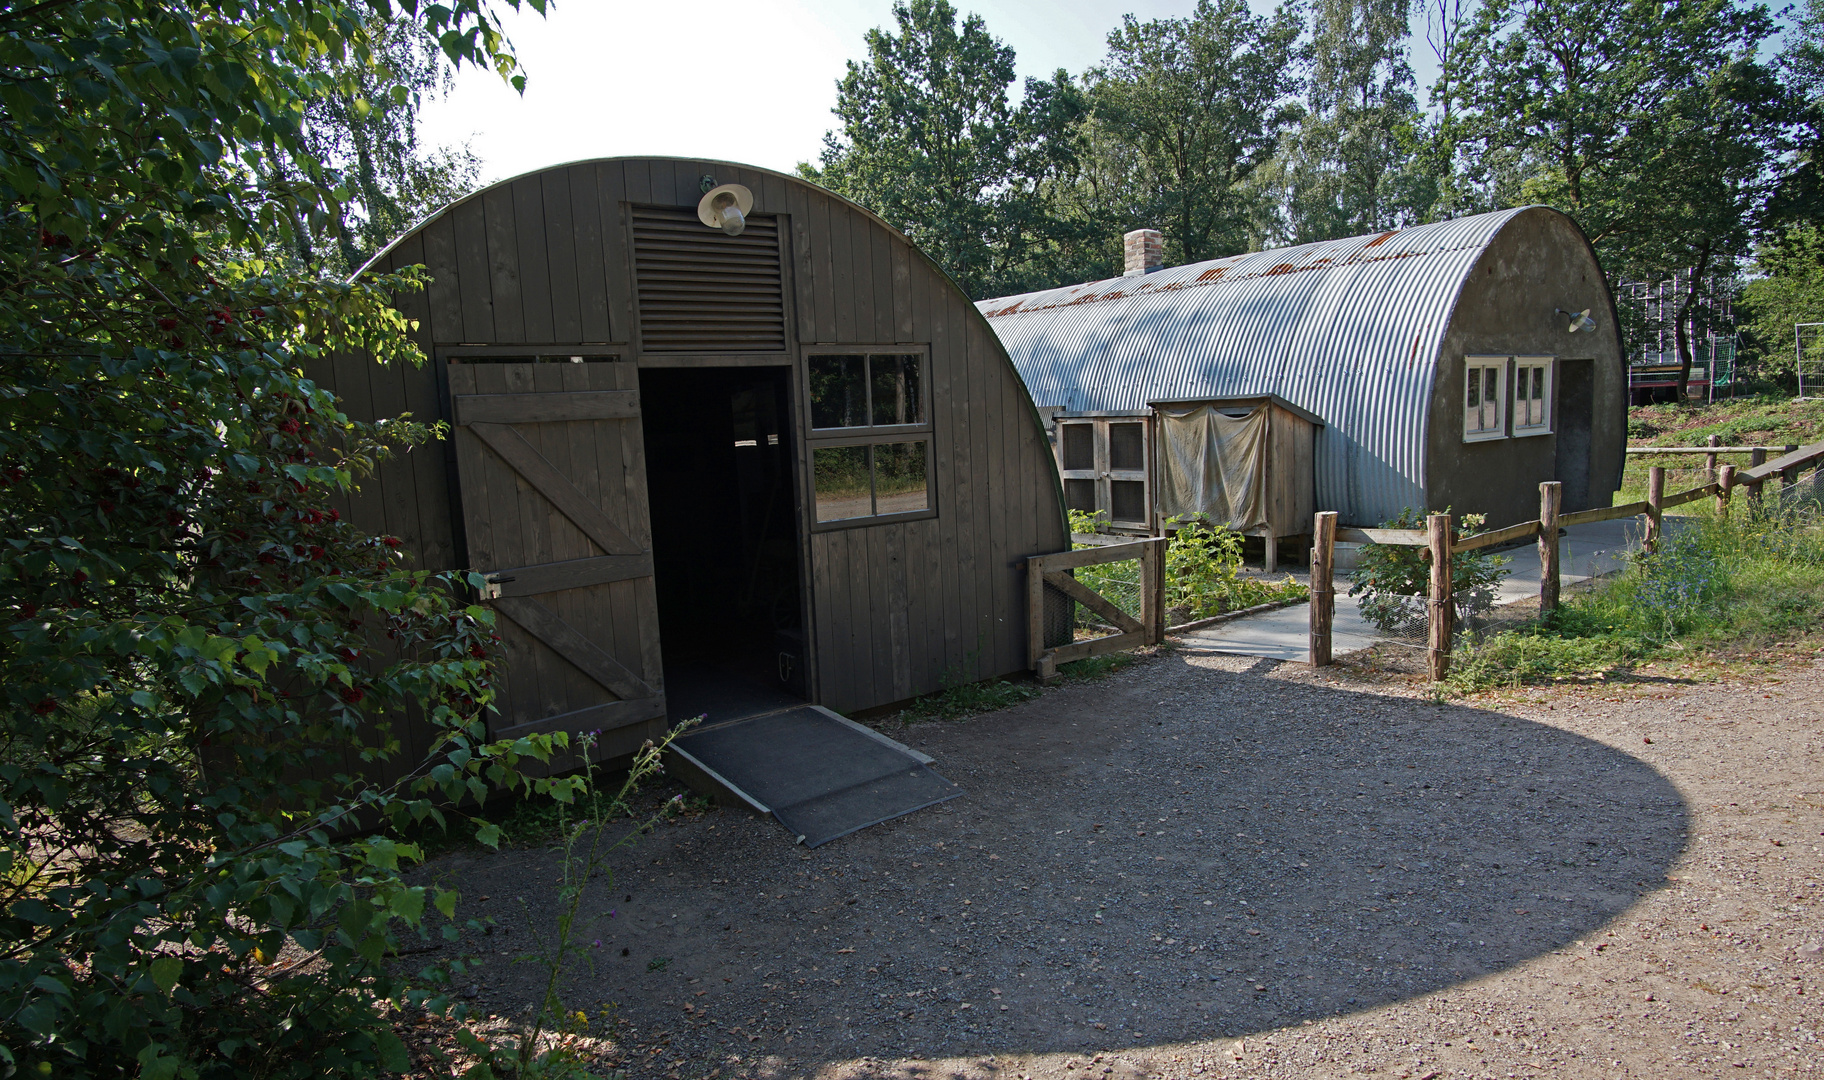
[{"left": 1173, "top": 517, "right": 1646, "bottom": 663}]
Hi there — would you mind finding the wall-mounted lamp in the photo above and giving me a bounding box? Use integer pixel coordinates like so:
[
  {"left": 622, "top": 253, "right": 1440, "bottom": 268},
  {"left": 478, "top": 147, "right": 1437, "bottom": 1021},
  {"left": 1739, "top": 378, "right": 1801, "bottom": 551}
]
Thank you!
[
  {"left": 1555, "top": 307, "right": 1598, "bottom": 334},
  {"left": 697, "top": 183, "right": 753, "bottom": 237}
]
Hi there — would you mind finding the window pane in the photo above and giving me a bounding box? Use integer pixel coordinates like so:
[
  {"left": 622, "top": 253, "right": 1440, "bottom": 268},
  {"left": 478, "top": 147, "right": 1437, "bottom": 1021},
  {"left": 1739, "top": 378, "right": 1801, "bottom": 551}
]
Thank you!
[
  {"left": 1065, "top": 478, "right": 1097, "bottom": 514},
  {"left": 1111, "top": 479, "right": 1146, "bottom": 522},
  {"left": 870, "top": 353, "right": 924, "bottom": 426},
  {"left": 813, "top": 445, "right": 872, "bottom": 521},
  {"left": 1061, "top": 424, "right": 1094, "bottom": 471},
  {"left": 809, "top": 354, "right": 868, "bottom": 429},
  {"left": 873, "top": 441, "right": 929, "bottom": 515},
  {"left": 1109, "top": 422, "right": 1144, "bottom": 471},
  {"left": 1466, "top": 369, "right": 1481, "bottom": 410}
]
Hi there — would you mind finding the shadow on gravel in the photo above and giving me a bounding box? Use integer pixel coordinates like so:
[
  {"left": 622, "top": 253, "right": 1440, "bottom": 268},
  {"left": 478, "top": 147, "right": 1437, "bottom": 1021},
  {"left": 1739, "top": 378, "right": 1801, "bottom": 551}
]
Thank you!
[{"left": 432, "top": 655, "right": 1688, "bottom": 1072}]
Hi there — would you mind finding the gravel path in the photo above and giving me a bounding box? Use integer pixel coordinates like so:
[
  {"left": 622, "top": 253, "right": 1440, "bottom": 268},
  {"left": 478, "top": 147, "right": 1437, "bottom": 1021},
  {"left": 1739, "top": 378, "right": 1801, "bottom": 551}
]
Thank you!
[{"left": 419, "top": 648, "right": 1823, "bottom": 1080}]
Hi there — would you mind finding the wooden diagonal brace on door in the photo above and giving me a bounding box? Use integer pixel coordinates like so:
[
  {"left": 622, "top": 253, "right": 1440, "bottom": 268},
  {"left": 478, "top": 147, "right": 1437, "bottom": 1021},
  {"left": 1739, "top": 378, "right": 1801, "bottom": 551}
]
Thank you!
[
  {"left": 467, "top": 422, "right": 644, "bottom": 557},
  {"left": 491, "top": 595, "right": 657, "bottom": 702},
  {"left": 1042, "top": 569, "right": 1143, "bottom": 634}
]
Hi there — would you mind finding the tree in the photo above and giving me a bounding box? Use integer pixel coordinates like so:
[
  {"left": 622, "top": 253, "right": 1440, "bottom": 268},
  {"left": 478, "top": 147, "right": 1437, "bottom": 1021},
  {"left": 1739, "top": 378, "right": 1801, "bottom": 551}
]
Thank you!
[
  {"left": 1083, "top": 0, "right": 1304, "bottom": 264},
  {"left": 1276, "top": 0, "right": 1433, "bottom": 241},
  {"left": 0, "top": 2, "right": 588, "bottom": 1074},
  {"left": 803, "top": 0, "right": 1085, "bottom": 299},
  {"left": 1453, "top": 0, "right": 1790, "bottom": 396},
  {"left": 1739, "top": 225, "right": 1824, "bottom": 386},
  {"left": 260, "top": 14, "right": 484, "bottom": 274}
]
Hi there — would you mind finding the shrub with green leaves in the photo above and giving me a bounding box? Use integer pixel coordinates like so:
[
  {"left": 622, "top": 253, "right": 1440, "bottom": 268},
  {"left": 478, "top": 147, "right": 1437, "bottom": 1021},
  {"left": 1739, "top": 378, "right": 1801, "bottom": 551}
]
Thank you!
[
  {"left": 1348, "top": 509, "right": 1511, "bottom": 633},
  {"left": 1162, "top": 514, "right": 1305, "bottom": 617},
  {"left": 0, "top": 2, "right": 574, "bottom": 1076}
]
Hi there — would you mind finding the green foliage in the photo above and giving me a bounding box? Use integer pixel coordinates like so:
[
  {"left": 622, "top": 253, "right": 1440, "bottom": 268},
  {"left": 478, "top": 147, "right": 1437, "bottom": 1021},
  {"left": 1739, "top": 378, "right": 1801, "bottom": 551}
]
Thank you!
[
  {"left": 1163, "top": 514, "right": 1306, "bottom": 617},
  {"left": 1448, "top": 502, "right": 1824, "bottom": 690},
  {"left": 1348, "top": 509, "right": 1511, "bottom": 632},
  {"left": 1265, "top": 0, "right": 1435, "bottom": 242},
  {"left": 1739, "top": 224, "right": 1824, "bottom": 383},
  {"left": 803, "top": 0, "right": 1087, "bottom": 299},
  {"left": 462, "top": 732, "right": 690, "bottom": 1080},
  {"left": 0, "top": 1, "right": 554, "bottom": 1075},
  {"left": 902, "top": 678, "right": 1042, "bottom": 720},
  {"left": 258, "top": 13, "right": 485, "bottom": 274},
  {"left": 1449, "top": 0, "right": 1792, "bottom": 386},
  {"left": 1080, "top": 0, "right": 1304, "bottom": 264}
]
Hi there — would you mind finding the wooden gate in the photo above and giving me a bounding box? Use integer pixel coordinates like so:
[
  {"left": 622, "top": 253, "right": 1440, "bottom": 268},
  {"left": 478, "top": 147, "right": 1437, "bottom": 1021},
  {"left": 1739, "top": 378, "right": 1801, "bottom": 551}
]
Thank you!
[{"left": 449, "top": 360, "right": 666, "bottom": 742}]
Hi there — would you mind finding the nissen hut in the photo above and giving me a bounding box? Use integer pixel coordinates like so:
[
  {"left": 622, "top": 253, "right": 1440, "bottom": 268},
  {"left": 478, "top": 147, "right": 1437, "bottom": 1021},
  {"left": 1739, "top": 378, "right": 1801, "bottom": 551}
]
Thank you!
[
  {"left": 317, "top": 158, "right": 1066, "bottom": 774},
  {"left": 979, "top": 206, "right": 1627, "bottom": 558}
]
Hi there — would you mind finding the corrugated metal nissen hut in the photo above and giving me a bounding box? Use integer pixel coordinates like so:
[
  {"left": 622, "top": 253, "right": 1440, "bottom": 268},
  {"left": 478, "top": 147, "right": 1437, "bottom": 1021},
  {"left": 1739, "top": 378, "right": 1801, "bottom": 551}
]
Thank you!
[
  {"left": 979, "top": 206, "right": 1626, "bottom": 561},
  {"left": 316, "top": 158, "right": 1067, "bottom": 766}
]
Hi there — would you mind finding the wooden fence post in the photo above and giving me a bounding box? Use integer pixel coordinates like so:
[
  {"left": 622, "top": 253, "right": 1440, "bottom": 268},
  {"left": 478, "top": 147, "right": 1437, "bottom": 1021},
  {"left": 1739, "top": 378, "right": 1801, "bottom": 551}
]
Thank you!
[
  {"left": 1705, "top": 434, "right": 1720, "bottom": 483},
  {"left": 1749, "top": 447, "right": 1766, "bottom": 505},
  {"left": 1141, "top": 536, "right": 1166, "bottom": 645},
  {"left": 1716, "top": 464, "right": 1735, "bottom": 518},
  {"left": 1538, "top": 481, "right": 1561, "bottom": 614},
  {"left": 1027, "top": 553, "right": 1048, "bottom": 677},
  {"left": 1309, "top": 511, "right": 1337, "bottom": 667},
  {"left": 1645, "top": 466, "right": 1665, "bottom": 554},
  {"left": 1784, "top": 444, "right": 1800, "bottom": 490},
  {"left": 1427, "top": 513, "right": 1453, "bottom": 682}
]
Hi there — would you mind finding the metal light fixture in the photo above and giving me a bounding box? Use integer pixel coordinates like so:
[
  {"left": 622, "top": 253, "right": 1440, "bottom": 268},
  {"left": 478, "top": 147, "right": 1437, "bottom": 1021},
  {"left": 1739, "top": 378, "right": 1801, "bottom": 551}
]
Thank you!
[
  {"left": 697, "top": 182, "right": 753, "bottom": 237},
  {"left": 1555, "top": 307, "right": 1597, "bottom": 334}
]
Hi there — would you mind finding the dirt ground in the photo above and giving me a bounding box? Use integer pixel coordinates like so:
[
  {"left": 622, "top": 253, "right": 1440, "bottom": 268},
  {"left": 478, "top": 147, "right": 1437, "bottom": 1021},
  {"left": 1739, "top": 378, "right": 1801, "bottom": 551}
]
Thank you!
[{"left": 408, "top": 646, "right": 1824, "bottom": 1080}]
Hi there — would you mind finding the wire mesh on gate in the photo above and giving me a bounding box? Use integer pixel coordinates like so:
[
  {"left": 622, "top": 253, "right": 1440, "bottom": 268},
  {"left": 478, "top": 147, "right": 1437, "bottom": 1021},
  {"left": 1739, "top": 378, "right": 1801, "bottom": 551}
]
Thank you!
[{"left": 1040, "top": 557, "right": 1146, "bottom": 646}]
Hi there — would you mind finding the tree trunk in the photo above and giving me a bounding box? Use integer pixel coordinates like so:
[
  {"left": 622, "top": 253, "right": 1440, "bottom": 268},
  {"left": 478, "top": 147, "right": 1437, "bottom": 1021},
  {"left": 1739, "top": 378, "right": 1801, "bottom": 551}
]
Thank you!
[{"left": 1675, "top": 245, "right": 1712, "bottom": 401}]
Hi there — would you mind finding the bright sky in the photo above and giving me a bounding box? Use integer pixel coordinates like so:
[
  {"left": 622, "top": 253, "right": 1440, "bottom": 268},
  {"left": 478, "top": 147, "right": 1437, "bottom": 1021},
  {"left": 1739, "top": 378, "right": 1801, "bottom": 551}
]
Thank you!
[{"left": 419, "top": 0, "right": 1390, "bottom": 182}]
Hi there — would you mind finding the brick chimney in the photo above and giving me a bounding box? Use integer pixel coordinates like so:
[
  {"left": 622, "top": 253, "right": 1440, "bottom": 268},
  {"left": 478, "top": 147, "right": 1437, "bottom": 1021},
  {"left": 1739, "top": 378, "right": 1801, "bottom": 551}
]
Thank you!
[{"left": 1123, "top": 228, "right": 1163, "bottom": 276}]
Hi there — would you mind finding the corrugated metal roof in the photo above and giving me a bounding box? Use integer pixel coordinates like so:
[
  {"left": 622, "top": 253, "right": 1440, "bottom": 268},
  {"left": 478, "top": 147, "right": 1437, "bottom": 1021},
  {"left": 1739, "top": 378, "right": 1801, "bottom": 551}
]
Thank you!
[{"left": 978, "top": 207, "right": 1533, "bottom": 524}]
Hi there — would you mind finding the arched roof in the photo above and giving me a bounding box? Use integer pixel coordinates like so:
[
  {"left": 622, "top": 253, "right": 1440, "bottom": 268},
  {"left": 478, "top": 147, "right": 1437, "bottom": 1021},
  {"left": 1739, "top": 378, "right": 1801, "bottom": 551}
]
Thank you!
[{"left": 977, "top": 207, "right": 1566, "bottom": 521}]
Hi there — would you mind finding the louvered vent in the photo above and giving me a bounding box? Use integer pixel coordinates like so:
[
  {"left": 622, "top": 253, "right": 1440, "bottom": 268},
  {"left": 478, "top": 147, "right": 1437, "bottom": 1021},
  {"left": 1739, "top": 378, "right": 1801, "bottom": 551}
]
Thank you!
[{"left": 631, "top": 207, "right": 786, "bottom": 352}]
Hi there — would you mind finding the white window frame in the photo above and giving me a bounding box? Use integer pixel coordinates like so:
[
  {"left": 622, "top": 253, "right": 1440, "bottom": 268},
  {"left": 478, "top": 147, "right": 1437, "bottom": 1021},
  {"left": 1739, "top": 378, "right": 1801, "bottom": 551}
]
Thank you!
[
  {"left": 1512, "top": 356, "right": 1554, "bottom": 436},
  {"left": 1463, "top": 356, "right": 1508, "bottom": 442}
]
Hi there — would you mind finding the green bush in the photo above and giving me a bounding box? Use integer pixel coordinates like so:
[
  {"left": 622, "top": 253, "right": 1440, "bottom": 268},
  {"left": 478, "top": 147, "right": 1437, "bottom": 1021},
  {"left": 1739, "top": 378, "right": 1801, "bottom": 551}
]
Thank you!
[
  {"left": 1348, "top": 509, "right": 1511, "bottom": 633},
  {"left": 1163, "top": 514, "right": 1306, "bottom": 617},
  {"left": 0, "top": 4, "right": 583, "bottom": 1077}
]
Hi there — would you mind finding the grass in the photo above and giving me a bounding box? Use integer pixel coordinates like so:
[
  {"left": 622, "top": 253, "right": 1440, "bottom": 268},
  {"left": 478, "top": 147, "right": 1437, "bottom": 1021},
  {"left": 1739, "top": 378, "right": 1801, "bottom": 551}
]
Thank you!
[
  {"left": 1618, "top": 394, "right": 1824, "bottom": 505},
  {"left": 895, "top": 648, "right": 1150, "bottom": 721},
  {"left": 1446, "top": 499, "right": 1824, "bottom": 691}
]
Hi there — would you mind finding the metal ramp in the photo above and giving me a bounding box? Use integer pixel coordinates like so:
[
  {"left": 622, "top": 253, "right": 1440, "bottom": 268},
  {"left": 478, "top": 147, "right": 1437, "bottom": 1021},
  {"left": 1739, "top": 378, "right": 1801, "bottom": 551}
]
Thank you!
[{"left": 667, "top": 705, "right": 960, "bottom": 847}]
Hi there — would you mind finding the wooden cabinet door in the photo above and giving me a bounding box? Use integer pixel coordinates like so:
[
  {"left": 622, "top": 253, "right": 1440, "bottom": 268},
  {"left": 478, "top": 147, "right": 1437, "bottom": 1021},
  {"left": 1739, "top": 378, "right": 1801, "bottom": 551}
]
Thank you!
[{"left": 449, "top": 361, "right": 665, "bottom": 741}]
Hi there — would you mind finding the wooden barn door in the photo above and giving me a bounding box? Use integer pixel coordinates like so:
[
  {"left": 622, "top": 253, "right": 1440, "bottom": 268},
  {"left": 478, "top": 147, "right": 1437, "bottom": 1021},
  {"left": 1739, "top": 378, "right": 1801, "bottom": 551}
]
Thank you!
[{"left": 448, "top": 360, "right": 666, "bottom": 742}]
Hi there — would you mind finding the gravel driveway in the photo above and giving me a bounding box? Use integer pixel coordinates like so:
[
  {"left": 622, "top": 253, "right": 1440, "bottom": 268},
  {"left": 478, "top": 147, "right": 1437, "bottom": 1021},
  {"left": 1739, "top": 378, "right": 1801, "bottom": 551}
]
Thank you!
[{"left": 412, "top": 646, "right": 1823, "bottom": 1079}]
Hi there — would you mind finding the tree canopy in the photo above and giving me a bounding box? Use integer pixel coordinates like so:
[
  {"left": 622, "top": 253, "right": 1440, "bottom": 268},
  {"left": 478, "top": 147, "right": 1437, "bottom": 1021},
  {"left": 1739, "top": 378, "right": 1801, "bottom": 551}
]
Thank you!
[
  {"left": 801, "top": 0, "right": 1085, "bottom": 299},
  {"left": 0, "top": 1, "right": 587, "bottom": 1074}
]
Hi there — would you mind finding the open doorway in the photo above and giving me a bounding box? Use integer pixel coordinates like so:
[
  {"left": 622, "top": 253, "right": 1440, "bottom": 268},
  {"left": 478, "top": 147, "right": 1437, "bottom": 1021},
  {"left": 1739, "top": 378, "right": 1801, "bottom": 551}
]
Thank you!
[
  {"left": 1556, "top": 359, "right": 1594, "bottom": 511},
  {"left": 640, "top": 366, "right": 807, "bottom": 724}
]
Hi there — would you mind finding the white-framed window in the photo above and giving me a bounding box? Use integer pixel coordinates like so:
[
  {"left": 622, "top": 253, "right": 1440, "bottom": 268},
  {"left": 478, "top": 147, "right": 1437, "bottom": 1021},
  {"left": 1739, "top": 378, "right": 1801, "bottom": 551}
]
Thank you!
[
  {"left": 1513, "top": 357, "right": 1554, "bottom": 435},
  {"left": 1464, "top": 356, "right": 1507, "bottom": 441}
]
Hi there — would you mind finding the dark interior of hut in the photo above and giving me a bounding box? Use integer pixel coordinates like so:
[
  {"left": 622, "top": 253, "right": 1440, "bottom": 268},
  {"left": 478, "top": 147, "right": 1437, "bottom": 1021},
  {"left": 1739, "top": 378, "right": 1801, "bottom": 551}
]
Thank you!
[{"left": 640, "top": 366, "right": 807, "bottom": 724}]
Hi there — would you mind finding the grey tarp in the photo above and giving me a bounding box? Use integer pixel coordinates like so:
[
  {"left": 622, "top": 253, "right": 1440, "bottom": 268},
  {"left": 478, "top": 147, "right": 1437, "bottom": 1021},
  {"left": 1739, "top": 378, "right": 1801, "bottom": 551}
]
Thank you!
[{"left": 1156, "top": 405, "right": 1268, "bottom": 529}]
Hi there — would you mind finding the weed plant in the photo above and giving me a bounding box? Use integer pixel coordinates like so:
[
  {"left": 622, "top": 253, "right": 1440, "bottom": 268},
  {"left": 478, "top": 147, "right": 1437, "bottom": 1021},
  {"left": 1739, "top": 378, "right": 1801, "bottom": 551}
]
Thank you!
[
  {"left": 1449, "top": 500, "right": 1824, "bottom": 690},
  {"left": 1349, "top": 509, "right": 1511, "bottom": 633},
  {"left": 1068, "top": 510, "right": 1305, "bottom": 622}
]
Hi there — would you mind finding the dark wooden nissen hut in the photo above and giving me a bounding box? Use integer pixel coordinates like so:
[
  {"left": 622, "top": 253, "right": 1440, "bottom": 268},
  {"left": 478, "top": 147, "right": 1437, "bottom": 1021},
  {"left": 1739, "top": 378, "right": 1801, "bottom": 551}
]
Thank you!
[
  {"left": 318, "top": 157, "right": 1066, "bottom": 764},
  {"left": 981, "top": 207, "right": 1627, "bottom": 534}
]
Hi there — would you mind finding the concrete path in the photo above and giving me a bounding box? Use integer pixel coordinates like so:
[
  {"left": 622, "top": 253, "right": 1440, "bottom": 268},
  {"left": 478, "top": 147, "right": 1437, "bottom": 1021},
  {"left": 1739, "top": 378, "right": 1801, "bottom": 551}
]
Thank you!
[{"left": 1173, "top": 517, "right": 1646, "bottom": 663}]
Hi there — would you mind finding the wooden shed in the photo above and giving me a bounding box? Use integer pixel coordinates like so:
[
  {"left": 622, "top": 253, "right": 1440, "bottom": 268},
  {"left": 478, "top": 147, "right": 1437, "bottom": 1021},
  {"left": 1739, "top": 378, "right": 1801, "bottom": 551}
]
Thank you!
[
  {"left": 317, "top": 157, "right": 1067, "bottom": 765},
  {"left": 1147, "top": 395, "right": 1319, "bottom": 572}
]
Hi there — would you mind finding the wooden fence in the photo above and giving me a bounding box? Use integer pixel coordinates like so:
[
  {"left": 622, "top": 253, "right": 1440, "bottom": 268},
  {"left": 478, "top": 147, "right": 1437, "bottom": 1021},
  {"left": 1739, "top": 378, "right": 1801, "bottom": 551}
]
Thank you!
[
  {"left": 1307, "top": 439, "right": 1824, "bottom": 680},
  {"left": 1027, "top": 537, "right": 1167, "bottom": 683}
]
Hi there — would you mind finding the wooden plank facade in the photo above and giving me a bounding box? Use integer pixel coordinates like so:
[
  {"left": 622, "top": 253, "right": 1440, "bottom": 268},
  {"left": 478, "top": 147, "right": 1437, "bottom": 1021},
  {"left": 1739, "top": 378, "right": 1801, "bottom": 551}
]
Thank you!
[{"left": 316, "top": 158, "right": 1068, "bottom": 761}]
